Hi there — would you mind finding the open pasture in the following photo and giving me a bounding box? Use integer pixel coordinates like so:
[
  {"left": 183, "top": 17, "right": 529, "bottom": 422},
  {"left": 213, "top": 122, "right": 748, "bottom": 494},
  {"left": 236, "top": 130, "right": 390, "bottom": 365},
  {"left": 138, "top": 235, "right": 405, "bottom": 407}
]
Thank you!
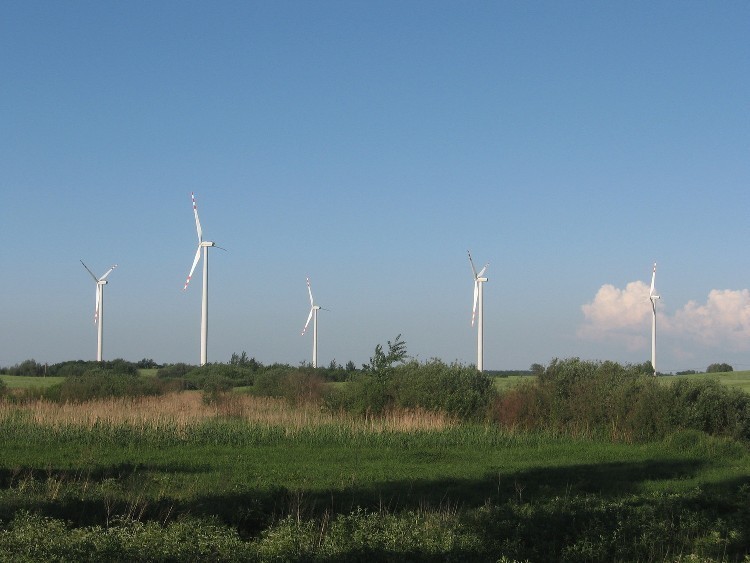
[
  {"left": 1, "top": 391, "right": 749, "bottom": 561},
  {"left": 669, "top": 369, "right": 750, "bottom": 394},
  {"left": 0, "top": 375, "right": 64, "bottom": 389}
]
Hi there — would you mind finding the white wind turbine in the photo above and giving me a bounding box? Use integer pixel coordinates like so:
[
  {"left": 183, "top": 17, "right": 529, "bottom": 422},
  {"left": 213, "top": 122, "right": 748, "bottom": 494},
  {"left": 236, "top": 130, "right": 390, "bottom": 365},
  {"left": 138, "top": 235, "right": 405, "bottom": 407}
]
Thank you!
[
  {"left": 81, "top": 260, "right": 117, "bottom": 362},
  {"left": 183, "top": 192, "right": 224, "bottom": 366},
  {"left": 301, "top": 277, "right": 326, "bottom": 368},
  {"left": 468, "top": 250, "right": 489, "bottom": 372},
  {"left": 649, "top": 262, "right": 660, "bottom": 376}
]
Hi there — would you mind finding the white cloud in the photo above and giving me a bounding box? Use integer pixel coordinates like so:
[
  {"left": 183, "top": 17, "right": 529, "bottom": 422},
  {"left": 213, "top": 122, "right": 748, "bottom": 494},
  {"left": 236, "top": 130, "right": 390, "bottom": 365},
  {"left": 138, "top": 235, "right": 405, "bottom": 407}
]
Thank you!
[
  {"left": 577, "top": 281, "right": 651, "bottom": 350},
  {"left": 579, "top": 283, "right": 750, "bottom": 353},
  {"left": 671, "top": 289, "right": 750, "bottom": 350}
]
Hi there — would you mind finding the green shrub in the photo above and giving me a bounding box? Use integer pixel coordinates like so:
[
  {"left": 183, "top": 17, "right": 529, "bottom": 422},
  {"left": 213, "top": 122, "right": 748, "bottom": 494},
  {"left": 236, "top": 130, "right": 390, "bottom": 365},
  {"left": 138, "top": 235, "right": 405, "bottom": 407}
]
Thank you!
[
  {"left": 251, "top": 364, "right": 294, "bottom": 397},
  {"left": 706, "top": 362, "right": 733, "bottom": 373},
  {"left": 156, "top": 362, "right": 195, "bottom": 379},
  {"left": 46, "top": 371, "right": 172, "bottom": 403},
  {"left": 667, "top": 378, "right": 750, "bottom": 441},
  {"left": 326, "top": 359, "right": 495, "bottom": 420},
  {"left": 185, "top": 364, "right": 254, "bottom": 388},
  {"left": 493, "top": 358, "right": 750, "bottom": 444},
  {"left": 325, "top": 373, "right": 392, "bottom": 416},
  {"left": 389, "top": 359, "right": 495, "bottom": 419}
]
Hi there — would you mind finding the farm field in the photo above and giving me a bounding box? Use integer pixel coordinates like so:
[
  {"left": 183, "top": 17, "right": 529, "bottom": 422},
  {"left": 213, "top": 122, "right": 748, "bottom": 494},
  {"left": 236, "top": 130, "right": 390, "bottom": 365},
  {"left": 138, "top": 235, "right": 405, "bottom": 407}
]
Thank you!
[
  {"left": 0, "top": 375, "right": 64, "bottom": 389},
  {"left": 492, "top": 373, "right": 536, "bottom": 391},
  {"left": 668, "top": 370, "right": 750, "bottom": 394},
  {"left": 1, "top": 392, "right": 749, "bottom": 561}
]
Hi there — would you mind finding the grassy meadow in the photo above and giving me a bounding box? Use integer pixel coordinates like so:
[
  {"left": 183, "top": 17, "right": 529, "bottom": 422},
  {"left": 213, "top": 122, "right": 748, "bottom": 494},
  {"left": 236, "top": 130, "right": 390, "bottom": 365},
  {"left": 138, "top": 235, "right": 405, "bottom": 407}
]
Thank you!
[
  {"left": 669, "top": 369, "right": 750, "bottom": 394},
  {"left": 0, "top": 375, "right": 64, "bottom": 389},
  {"left": 1, "top": 390, "right": 750, "bottom": 561}
]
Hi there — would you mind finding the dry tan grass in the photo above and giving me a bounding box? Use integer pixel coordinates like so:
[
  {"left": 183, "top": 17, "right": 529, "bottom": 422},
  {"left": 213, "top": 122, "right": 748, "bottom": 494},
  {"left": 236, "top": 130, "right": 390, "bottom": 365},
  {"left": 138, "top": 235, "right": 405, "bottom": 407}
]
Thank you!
[{"left": 0, "top": 391, "right": 456, "bottom": 433}]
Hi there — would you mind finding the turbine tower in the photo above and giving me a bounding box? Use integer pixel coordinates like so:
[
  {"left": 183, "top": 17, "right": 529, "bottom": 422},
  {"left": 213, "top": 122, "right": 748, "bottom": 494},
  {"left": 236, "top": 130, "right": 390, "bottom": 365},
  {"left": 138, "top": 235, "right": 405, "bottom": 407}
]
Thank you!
[
  {"left": 468, "top": 250, "right": 489, "bottom": 372},
  {"left": 649, "top": 262, "right": 660, "bottom": 376},
  {"left": 183, "top": 192, "right": 223, "bottom": 366},
  {"left": 80, "top": 260, "right": 117, "bottom": 362},
  {"left": 302, "top": 277, "right": 324, "bottom": 368}
]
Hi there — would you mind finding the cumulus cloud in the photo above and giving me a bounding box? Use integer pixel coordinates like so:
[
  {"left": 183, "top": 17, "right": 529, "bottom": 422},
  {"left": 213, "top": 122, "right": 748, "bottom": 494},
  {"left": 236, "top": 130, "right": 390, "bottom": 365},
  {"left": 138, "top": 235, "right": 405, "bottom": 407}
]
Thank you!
[
  {"left": 577, "top": 281, "right": 651, "bottom": 350},
  {"left": 672, "top": 289, "right": 750, "bottom": 350},
  {"left": 579, "top": 282, "right": 750, "bottom": 353}
]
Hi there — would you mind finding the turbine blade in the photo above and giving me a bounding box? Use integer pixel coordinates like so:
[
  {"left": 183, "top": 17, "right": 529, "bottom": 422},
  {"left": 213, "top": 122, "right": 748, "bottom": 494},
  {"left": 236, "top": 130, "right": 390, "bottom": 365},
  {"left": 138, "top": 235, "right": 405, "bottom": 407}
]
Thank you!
[
  {"left": 471, "top": 280, "right": 479, "bottom": 326},
  {"left": 302, "top": 308, "right": 314, "bottom": 335},
  {"left": 80, "top": 260, "right": 98, "bottom": 282},
  {"left": 306, "top": 277, "right": 314, "bottom": 307},
  {"left": 192, "top": 192, "right": 203, "bottom": 242},
  {"left": 183, "top": 247, "right": 201, "bottom": 291},
  {"left": 650, "top": 262, "right": 657, "bottom": 296},
  {"left": 467, "top": 250, "right": 478, "bottom": 278},
  {"left": 99, "top": 264, "right": 118, "bottom": 282},
  {"left": 478, "top": 263, "right": 488, "bottom": 278},
  {"left": 94, "top": 285, "right": 100, "bottom": 324}
]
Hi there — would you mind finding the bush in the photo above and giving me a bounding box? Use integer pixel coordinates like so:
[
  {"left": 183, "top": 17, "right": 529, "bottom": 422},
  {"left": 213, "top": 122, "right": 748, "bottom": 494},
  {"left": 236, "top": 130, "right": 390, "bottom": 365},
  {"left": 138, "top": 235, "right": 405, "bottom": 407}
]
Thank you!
[
  {"left": 282, "top": 369, "right": 326, "bottom": 405},
  {"left": 390, "top": 360, "right": 495, "bottom": 420},
  {"left": 185, "top": 364, "right": 254, "bottom": 387},
  {"left": 48, "top": 371, "right": 172, "bottom": 403},
  {"left": 667, "top": 378, "right": 750, "bottom": 442},
  {"left": 252, "top": 364, "right": 294, "bottom": 398},
  {"left": 325, "top": 373, "right": 392, "bottom": 416},
  {"left": 157, "top": 363, "right": 196, "bottom": 379},
  {"left": 706, "top": 363, "right": 733, "bottom": 373},
  {"left": 327, "top": 359, "right": 495, "bottom": 420},
  {"left": 493, "top": 358, "right": 750, "bottom": 444}
]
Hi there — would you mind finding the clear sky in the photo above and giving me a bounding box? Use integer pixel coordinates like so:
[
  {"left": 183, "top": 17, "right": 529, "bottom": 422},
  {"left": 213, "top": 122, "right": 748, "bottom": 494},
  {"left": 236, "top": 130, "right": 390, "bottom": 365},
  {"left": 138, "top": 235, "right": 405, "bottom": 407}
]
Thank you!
[{"left": 2, "top": 1, "right": 749, "bottom": 372}]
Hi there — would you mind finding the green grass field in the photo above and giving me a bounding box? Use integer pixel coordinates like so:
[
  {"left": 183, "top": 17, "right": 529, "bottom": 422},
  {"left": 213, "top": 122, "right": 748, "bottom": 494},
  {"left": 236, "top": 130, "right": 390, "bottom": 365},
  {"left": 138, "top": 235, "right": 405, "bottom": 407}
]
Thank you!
[
  {"left": 1, "top": 393, "right": 749, "bottom": 560},
  {"left": 667, "top": 369, "right": 750, "bottom": 393},
  {"left": 492, "top": 373, "right": 537, "bottom": 391},
  {"left": 0, "top": 374, "right": 64, "bottom": 388}
]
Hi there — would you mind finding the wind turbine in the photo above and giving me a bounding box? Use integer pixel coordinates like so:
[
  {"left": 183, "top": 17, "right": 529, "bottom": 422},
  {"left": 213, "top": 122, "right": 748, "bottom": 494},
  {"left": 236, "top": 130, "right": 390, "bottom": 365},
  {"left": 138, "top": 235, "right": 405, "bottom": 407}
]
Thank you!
[
  {"left": 468, "top": 250, "right": 489, "bottom": 372},
  {"left": 183, "top": 192, "right": 223, "bottom": 366},
  {"left": 301, "top": 277, "right": 325, "bottom": 368},
  {"left": 649, "top": 262, "right": 660, "bottom": 376},
  {"left": 80, "top": 260, "right": 117, "bottom": 362}
]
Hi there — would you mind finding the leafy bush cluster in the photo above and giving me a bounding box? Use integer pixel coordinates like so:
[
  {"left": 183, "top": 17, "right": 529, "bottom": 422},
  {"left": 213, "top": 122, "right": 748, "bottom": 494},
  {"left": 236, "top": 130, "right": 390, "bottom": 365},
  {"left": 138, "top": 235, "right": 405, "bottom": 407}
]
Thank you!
[
  {"left": 2, "top": 481, "right": 749, "bottom": 562},
  {"left": 707, "top": 362, "right": 733, "bottom": 373},
  {"left": 494, "top": 358, "right": 750, "bottom": 443},
  {"left": 328, "top": 365, "right": 495, "bottom": 421}
]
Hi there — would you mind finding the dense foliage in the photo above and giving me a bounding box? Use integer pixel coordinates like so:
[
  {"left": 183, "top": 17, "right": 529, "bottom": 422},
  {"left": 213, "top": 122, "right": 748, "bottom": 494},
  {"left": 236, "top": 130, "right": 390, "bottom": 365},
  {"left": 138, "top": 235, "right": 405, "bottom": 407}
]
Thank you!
[
  {"left": 494, "top": 357, "right": 750, "bottom": 443},
  {"left": 707, "top": 362, "right": 734, "bottom": 373}
]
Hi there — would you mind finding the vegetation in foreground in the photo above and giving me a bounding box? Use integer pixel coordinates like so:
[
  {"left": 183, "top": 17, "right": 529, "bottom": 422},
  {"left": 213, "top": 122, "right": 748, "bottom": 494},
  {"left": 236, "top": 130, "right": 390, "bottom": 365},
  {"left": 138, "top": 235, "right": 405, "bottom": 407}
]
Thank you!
[
  {"left": 1, "top": 392, "right": 749, "bottom": 561},
  {"left": 1, "top": 347, "right": 750, "bottom": 560}
]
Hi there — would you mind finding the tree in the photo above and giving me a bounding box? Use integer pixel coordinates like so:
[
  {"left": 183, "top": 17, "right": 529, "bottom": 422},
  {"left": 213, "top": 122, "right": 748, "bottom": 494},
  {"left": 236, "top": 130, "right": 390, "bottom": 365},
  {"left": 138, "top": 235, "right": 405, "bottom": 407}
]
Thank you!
[
  {"left": 362, "top": 334, "right": 407, "bottom": 377},
  {"left": 706, "top": 363, "right": 733, "bottom": 373},
  {"left": 530, "top": 363, "right": 545, "bottom": 376}
]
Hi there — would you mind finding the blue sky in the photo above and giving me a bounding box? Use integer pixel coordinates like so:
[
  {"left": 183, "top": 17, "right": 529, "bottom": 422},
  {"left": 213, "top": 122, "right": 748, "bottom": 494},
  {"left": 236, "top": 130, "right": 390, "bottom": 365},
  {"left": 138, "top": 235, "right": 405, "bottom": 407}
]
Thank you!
[{"left": 2, "top": 1, "right": 749, "bottom": 372}]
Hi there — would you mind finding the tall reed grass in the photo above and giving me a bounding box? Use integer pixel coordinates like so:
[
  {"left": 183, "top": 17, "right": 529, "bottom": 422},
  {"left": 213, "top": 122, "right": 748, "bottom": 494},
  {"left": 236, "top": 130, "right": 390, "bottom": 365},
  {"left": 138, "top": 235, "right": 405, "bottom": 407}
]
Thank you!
[{"left": 0, "top": 391, "right": 456, "bottom": 435}]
